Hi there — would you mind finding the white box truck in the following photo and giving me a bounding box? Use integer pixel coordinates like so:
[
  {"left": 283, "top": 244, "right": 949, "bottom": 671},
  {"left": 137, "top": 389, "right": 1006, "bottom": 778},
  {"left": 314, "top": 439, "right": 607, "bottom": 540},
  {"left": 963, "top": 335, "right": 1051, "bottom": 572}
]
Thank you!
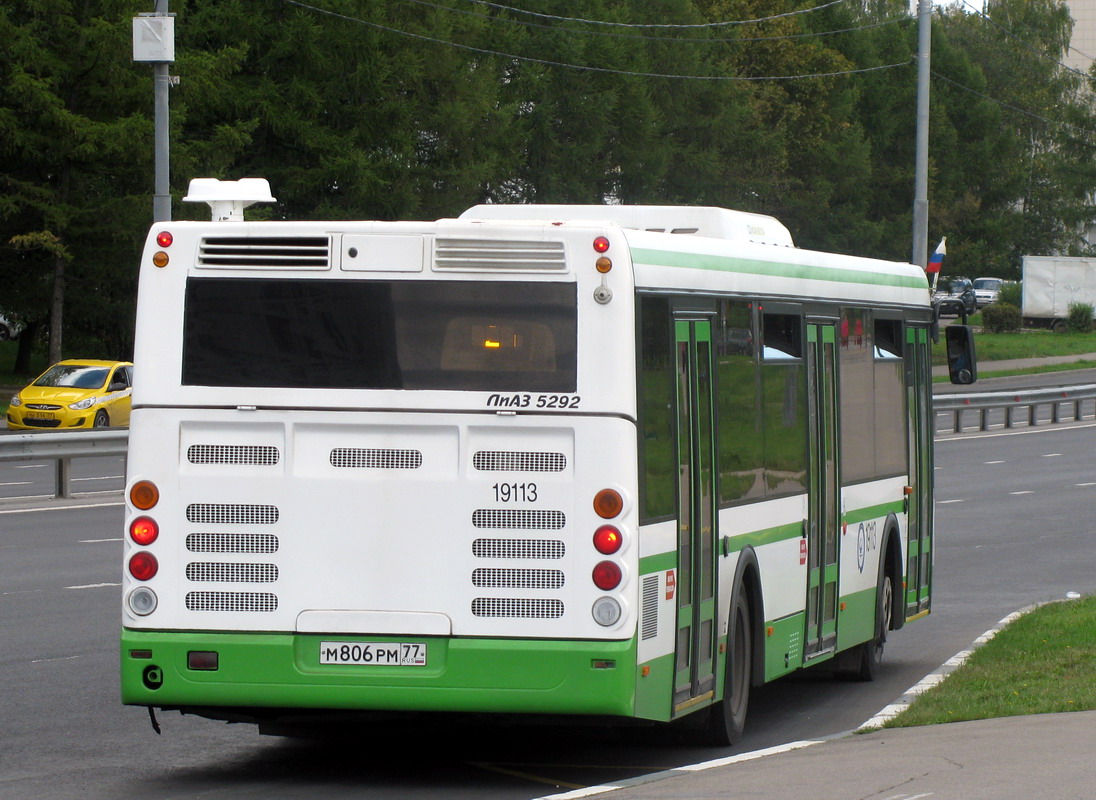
[{"left": 1021, "top": 255, "right": 1096, "bottom": 331}]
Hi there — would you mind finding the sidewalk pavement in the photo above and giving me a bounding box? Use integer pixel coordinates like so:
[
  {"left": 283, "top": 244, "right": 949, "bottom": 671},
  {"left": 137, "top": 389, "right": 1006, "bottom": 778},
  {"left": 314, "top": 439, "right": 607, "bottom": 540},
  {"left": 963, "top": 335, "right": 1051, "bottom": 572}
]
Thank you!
[{"left": 585, "top": 710, "right": 1096, "bottom": 800}]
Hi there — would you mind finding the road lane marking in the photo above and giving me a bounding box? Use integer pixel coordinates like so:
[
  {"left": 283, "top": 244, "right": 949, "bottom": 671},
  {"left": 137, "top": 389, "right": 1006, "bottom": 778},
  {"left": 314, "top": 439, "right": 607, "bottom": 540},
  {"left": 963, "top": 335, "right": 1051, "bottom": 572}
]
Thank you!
[
  {"left": 938, "top": 499, "right": 965, "bottom": 504},
  {"left": 65, "top": 582, "right": 121, "bottom": 590},
  {"left": 985, "top": 460, "right": 1006, "bottom": 464},
  {"left": 31, "top": 655, "right": 82, "bottom": 664},
  {"left": 1041, "top": 453, "right": 1062, "bottom": 457},
  {"left": 0, "top": 500, "right": 124, "bottom": 514},
  {"left": 1010, "top": 491, "right": 1035, "bottom": 495},
  {"left": 80, "top": 538, "right": 122, "bottom": 543}
]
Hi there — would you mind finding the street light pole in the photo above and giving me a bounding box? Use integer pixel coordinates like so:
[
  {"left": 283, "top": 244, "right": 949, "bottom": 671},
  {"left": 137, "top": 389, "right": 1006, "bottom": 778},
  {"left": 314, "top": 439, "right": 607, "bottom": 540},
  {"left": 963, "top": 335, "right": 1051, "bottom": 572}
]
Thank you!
[
  {"left": 911, "top": 0, "right": 932, "bottom": 269},
  {"left": 133, "top": 2, "right": 175, "bottom": 222}
]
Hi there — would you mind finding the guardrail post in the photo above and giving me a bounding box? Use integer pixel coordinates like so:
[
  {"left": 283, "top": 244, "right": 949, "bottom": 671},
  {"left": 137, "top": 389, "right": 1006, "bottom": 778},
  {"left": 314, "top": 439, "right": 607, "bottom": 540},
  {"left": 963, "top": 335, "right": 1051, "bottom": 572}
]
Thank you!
[
  {"left": 56, "top": 457, "right": 72, "bottom": 499},
  {"left": 1029, "top": 402, "right": 1038, "bottom": 426}
]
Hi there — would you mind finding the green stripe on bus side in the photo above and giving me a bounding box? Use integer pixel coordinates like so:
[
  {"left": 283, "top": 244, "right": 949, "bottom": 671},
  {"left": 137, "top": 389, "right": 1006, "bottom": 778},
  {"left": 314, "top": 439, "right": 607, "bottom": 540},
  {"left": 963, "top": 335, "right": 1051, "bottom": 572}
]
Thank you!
[
  {"left": 844, "top": 500, "right": 904, "bottom": 525},
  {"left": 639, "top": 551, "right": 676, "bottom": 575},
  {"left": 630, "top": 247, "right": 928, "bottom": 290}
]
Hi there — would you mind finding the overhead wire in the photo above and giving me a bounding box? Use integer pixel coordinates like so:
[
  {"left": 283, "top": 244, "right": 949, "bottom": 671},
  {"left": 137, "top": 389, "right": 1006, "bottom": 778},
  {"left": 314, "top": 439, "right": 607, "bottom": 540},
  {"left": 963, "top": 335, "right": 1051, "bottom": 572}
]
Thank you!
[{"left": 284, "top": 0, "right": 913, "bottom": 82}]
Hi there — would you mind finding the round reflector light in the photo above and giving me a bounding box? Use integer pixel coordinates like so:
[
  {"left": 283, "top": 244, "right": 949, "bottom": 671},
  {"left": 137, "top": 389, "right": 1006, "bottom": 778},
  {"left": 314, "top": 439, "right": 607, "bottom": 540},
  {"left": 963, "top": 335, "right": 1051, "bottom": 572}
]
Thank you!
[
  {"left": 130, "top": 480, "right": 160, "bottom": 510},
  {"left": 127, "top": 587, "right": 158, "bottom": 616},
  {"left": 592, "top": 560, "right": 622, "bottom": 591},
  {"left": 128, "top": 551, "right": 159, "bottom": 581},
  {"left": 593, "top": 488, "right": 623, "bottom": 519},
  {"left": 593, "top": 236, "right": 610, "bottom": 253},
  {"left": 593, "top": 525, "right": 622, "bottom": 555},
  {"left": 152, "top": 251, "right": 169, "bottom": 268},
  {"left": 129, "top": 516, "right": 159, "bottom": 546},
  {"left": 592, "top": 596, "right": 622, "bottom": 627},
  {"left": 595, "top": 256, "right": 612, "bottom": 273},
  {"left": 156, "top": 231, "right": 173, "bottom": 247}
]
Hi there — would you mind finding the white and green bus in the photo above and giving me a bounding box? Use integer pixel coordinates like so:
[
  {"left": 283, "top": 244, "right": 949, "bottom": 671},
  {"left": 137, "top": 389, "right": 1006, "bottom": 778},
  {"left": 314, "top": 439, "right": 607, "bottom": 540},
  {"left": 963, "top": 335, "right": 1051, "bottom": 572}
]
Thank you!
[{"left": 121, "top": 179, "right": 974, "bottom": 744}]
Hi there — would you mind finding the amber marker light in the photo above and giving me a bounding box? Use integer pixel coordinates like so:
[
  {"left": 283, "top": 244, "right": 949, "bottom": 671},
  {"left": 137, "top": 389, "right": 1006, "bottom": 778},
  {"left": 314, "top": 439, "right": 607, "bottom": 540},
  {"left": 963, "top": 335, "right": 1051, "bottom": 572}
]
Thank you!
[
  {"left": 130, "top": 480, "right": 160, "bottom": 510},
  {"left": 593, "top": 488, "right": 623, "bottom": 519},
  {"left": 152, "top": 251, "right": 169, "bottom": 267},
  {"left": 595, "top": 256, "right": 612, "bottom": 273}
]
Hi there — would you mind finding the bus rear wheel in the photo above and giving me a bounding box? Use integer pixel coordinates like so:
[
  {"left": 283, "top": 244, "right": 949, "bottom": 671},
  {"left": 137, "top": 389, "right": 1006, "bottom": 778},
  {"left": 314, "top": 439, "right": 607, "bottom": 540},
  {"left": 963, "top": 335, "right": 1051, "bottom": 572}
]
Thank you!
[
  {"left": 852, "top": 571, "right": 892, "bottom": 681},
  {"left": 705, "top": 592, "right": 751, "bottom": 746}
]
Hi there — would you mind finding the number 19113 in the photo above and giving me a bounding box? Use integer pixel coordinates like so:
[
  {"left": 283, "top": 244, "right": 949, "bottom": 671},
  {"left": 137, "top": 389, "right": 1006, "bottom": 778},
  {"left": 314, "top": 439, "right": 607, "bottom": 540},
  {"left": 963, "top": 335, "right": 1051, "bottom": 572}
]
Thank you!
[{"left": 493, "top": 482, "right": 538, "bottom": 503}]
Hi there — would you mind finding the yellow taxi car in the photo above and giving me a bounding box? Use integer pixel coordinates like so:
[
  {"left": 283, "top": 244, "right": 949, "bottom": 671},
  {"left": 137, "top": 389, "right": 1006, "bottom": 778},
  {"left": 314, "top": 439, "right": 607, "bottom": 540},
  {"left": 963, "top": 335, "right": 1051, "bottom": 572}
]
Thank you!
[{"left": 7, "top": 360, "right": 134, "bottom": 430}]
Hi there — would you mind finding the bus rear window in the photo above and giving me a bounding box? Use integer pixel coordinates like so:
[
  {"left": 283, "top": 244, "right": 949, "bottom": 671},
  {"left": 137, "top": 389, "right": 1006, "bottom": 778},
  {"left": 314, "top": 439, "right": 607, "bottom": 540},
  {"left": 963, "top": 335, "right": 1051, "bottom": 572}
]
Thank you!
[{"left": 182, "top": 278, "right": 577, "bottom": 391}]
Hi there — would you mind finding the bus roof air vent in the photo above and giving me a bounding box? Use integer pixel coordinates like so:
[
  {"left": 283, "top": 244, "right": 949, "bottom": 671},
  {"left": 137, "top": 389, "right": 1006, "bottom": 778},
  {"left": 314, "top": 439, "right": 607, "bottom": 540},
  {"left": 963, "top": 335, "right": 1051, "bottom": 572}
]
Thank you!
[{"left": 184, "top": 178, "right": 276, "bottom": 222}]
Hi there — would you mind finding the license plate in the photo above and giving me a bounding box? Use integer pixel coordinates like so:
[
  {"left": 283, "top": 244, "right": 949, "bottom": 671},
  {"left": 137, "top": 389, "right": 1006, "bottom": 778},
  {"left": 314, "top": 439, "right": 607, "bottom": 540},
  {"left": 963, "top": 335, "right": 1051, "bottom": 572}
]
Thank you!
[
  {"left": 26, "top": 411, "right": 55, "bottom": 419},
  {"left": 319, "top": 641, "right": 427, "bottom": 666}
]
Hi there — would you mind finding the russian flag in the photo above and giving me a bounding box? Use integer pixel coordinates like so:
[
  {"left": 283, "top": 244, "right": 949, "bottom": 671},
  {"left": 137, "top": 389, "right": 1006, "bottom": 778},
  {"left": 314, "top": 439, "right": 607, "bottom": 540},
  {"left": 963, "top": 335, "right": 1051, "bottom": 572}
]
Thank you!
[{"left": 926, "top": 237, "right": 946, "bottom": 274}]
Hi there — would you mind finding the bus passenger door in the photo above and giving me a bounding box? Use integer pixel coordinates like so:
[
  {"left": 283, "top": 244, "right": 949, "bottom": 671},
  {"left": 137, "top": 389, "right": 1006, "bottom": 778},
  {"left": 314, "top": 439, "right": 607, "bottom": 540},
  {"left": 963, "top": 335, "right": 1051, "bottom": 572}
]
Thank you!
[
  {"left": 672, "top": 318, "right": 719, "bottom": 714},
  {"left": 804, "top": 322, "right": 840, "bottom": 660},
  {"left": 905, "top": 326, "right": 933, "bottom": 617}
]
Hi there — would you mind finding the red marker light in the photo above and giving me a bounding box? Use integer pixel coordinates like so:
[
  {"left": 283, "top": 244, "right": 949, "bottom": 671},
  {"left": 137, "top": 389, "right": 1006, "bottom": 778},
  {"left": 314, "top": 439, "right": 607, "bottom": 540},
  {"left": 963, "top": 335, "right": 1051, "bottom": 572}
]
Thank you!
[
  {"left": 129, "top": 552, "right": 159, "bottom": 581},
  {"left": 129, "top": 516, "right": 159, "bottom": 546},
  {"left": 593, "top": 525, "right": 623, "bottom": 555},
  {"left": 156, "top": 231, "right": 173, "bottom": 247},
  {"left": 593, "top": 236, "right": 610, "bottom": 253},
  {"left": 592, "top": 561, "right": 622, "bottom": 591}
]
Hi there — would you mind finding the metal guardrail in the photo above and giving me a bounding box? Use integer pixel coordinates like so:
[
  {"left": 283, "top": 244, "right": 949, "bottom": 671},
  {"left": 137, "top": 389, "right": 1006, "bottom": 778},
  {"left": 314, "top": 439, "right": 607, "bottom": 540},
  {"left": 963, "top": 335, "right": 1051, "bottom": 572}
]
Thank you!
[
  {"left": 934, "top": 384, "right": 1096, "bottom": 433},
  {"left": 2, "top": 384, "right": 1095, "bottom": 500},
  {"left": 0, "top": 429, "right": 128, "bottom": 500}
]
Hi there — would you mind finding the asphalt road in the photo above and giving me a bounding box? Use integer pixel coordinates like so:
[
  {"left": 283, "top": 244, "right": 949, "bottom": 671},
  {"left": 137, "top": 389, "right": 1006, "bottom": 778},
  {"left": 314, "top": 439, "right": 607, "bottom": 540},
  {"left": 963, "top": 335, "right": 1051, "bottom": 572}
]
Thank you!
[{"left": 1, "top": 420, "right": 1093, "bottom": 799}]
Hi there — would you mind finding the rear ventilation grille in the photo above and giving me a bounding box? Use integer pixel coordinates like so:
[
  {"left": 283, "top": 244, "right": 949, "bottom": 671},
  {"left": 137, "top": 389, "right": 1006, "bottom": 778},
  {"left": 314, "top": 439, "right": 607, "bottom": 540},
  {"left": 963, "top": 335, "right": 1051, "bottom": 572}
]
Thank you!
[
  {"left": 186, "top": 562, "right": 279, "bottom": 583},
  {"left": 473, "top": 451, "right": 567, "bottom": 472},
  {"left": 434, "top": 238, "right": 567, "bottom": 271},
  {"left": 188, "top": 445, "right": 280, "bottom": 465},
  {"left": 185, "top": 591, "right": 278, "bottom": 612},
  {"left": 186, "top": 504, "right": 279, "bottom": 525},
  {"left": 471, "top": 598, "right": 564, "bottom": 618},
  {"left": 187, "top": 533, "right": 279, "bottom": 554},
  {"left": 198, "top": 236, "right": 330, "bottom": 269},
  {"left": 331, "top": 448, "right": 423, "bottom": 469},
  {"left": 472, "top": 568, "right": 565, "bottom": 590},
  {"left": 472, "top": 509, "right": 565, "bottom": 530},
  {"left": 641, "top": 574, "right": 660, "bottom": 640},
  {"left": 472, "top": 538, "right": 565, "bottom": 560}
]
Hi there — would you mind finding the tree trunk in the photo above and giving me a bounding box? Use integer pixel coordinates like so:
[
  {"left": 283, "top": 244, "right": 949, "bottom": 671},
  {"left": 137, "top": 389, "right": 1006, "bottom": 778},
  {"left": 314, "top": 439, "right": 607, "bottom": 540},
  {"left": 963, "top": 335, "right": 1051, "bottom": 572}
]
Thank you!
[{"left": 49, "top": 251, "right": 65, "bottom": 364}]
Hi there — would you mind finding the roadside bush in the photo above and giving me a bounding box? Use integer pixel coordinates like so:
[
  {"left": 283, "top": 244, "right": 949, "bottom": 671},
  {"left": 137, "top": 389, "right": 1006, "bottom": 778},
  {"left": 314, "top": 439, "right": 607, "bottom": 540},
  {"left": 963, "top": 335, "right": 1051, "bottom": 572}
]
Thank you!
[
  {"left": 998, "top": 282, "right": 1022, "bottom": 308},
  {"left": 1067, "top": 302, "right": 1095, "bottom": 333},
  {"left": 981, "top": 302, "right": 1022, "bottom": 333}
]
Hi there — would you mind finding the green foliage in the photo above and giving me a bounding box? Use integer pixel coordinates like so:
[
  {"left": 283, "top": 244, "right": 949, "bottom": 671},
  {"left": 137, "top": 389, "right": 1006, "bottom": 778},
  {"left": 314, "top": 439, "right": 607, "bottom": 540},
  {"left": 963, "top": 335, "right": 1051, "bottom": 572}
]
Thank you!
[
  {"left": 1066, "top": 302, "right": 1095, "bottom": 333},
  {"left": 998, "top": 282, "right": 1022, "bottom": 307},
  {"left": 980, "top": 302, "right": 1022, "bottom": 333}
]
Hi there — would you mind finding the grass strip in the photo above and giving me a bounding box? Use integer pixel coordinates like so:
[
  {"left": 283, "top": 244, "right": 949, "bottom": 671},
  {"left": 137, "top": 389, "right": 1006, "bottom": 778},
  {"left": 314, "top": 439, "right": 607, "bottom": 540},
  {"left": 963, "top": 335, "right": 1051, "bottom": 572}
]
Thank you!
[{"left": 887, "top": 596, "right": 1096, "bottom": 728}]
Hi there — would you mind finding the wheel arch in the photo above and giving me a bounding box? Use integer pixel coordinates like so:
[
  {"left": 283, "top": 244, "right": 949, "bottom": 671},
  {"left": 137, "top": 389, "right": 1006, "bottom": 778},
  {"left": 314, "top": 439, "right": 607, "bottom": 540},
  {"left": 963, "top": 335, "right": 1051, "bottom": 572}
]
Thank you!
[{"left": 881, "top": 513, "right": 904, "bottom": 632}]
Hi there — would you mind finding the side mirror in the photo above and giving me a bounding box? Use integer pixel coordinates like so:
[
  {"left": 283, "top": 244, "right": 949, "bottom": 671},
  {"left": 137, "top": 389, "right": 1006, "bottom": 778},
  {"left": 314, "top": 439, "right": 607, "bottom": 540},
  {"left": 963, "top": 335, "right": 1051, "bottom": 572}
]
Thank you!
[
  {"left": 945, "top": 325, "right": 977, "bottom": 385},
  {"left": 109, "top": 381, "right": 128, "bottom": 392}
]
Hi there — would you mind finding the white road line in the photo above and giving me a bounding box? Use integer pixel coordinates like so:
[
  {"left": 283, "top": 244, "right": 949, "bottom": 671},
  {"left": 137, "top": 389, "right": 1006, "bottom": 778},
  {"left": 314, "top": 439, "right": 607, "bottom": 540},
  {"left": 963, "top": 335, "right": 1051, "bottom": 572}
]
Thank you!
[
  {"left": 1010, "top": 490, "right": 1035, "bottom": 495},
  {"left": 938, "top": 499, "right": 965, "bottom": 504},
  {"left": 0, "top": 500, "right": 124, "bottom": 515},
  {"left": 31, "top": 655, "right": 82, "bottom": 664},
  {"left": 0, "top": 481, "right": 33, "bottom": 486},
  {"left": 72, "top": 475, "right": 125, "bottom": 482},
  {"left": 80, "top": 538, "right": 122, "bottom": 543},
  {"left": 65, "top": 582, "right": 121, "bottom": 590},
  {"left": 985, "top": 460, "right": 1006, "bottom": 464},
  {"left": 1078, "top": 482, "right": 1096, "bottom": 487},
  {"left": 1041, "top": 453, "right": 1062, "bottom": 458}
]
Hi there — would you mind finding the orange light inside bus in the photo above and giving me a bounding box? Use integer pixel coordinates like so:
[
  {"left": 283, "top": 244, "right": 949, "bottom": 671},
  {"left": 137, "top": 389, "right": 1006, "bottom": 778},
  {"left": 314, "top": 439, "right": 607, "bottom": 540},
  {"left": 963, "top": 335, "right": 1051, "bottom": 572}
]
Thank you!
[
  {"left": 130, "top": 480, "right": 160, "bottom": 510},
  {"left": 129, "top": 477, "right": 160, "bottom": 508},
  {"left": 128, "top": 552, "right": 159, "bottom": 581},
  {"left": 129, "top": 516, "right": 159, "bottom": 546},
  {"left": 593, "top": 525, "right": 622, "bottom": 555},
  {"left": 593, "top": 488, "right": 623, "bottom": 519},
  {"left": 484, "top": 340, "right": 501, "bottom": 348}
]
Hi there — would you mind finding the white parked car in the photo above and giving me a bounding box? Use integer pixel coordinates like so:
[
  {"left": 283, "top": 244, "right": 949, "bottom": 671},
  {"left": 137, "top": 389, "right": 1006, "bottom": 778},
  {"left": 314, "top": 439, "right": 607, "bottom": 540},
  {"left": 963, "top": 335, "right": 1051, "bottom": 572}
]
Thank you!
[
  {"left": 973, "top": 277, "right": 1003, "bottom": 308},
  {"left": 0, "top": 313, "right": 23, "bottom": 341}
]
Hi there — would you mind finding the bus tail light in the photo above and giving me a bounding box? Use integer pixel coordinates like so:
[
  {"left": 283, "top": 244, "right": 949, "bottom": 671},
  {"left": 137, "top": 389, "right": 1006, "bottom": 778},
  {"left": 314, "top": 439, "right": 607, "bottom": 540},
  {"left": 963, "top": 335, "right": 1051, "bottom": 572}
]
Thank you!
[
  {"left": 593, "top": 525, "right": 622, "bottom": 555},
  {"left": 593, "top": 488, "right": 623, "bottom": 519},
  {"left": 156, "top": 231, "right": 173, "bottom": 247},
  {"left": 592, "top": 560, "right": 622, "bottom": 591},
  {"left": 130, "top": 481, "right": 160, "bottom": 510},
  {"left": 593, "top": 236, "right": 610, "bottom": 253},
  {"left": 127, "top": 587, "right": 158, "bottom": 616},
  {"left": 129, "top": 552, "right": 159, "bottom": 581},
  {"left": 129, "top": 516, "right": 159, "bottom": 546}
]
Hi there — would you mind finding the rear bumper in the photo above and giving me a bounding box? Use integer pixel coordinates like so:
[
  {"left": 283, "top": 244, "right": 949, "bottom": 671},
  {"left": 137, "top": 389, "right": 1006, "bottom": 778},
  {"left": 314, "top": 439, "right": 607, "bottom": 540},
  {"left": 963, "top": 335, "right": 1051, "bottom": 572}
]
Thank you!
[{"left": 121, "top": 629, "right": 638, "bottom": 718}]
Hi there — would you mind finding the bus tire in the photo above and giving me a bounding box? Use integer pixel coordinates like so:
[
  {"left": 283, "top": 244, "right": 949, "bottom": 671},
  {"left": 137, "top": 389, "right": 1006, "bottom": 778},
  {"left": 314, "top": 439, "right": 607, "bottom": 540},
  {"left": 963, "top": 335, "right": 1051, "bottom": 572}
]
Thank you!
[
  {"left": 705, "top": 592, "right": 752, "bottom": 746},
  {"left": 853, "top": 569, "right": 893, "bottom": 681}
]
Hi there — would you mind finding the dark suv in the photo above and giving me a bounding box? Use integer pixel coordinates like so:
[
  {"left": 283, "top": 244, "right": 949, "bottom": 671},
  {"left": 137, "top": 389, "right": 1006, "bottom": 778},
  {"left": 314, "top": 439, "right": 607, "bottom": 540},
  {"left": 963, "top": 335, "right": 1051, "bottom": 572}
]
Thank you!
[{"left": 933, "top": 277, "right": 976, "bottom": 317}]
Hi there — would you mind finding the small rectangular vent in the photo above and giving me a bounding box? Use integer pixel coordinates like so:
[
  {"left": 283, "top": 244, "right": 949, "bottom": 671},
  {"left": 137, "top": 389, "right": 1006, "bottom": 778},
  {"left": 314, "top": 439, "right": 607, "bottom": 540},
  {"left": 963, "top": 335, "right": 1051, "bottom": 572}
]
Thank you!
[
  {"left": 186, "top": 562, "right": 279, "bottom": 583},
  {"left": 472, "top": 538, "right": 565, "bottom": 560},
  {"left": 434, "top": 238, "right": 567, "bottom": 271},
  {"left": 185, "top": 591, "right": 278, "bottom": 612},
  {"left": 641, "top": 574, "right": 660, "bottom": 641},
  {"left": 186, "top": 504, "right": 279, "bottom": 525},
  {"left": 471, "top": 598, "right": 564, "bottom": 618},
  {"left": 330, "top": 448, "right": 422, "bottom": 469},
  {"left": 188, "top": 444, "right": 280, "bottom": 465},
  {"left": 472, "top": 568, "right": 564, "bottom": 590},
  {"left": 473, "top": 451, "right": 567, "bottom": 472},
  {"left": 198, "top": 236, "right": 330, "bottom": 269},
  {"left": 187, "top": 533, "right": 279, "bottom": 554},
  {"left": 472, "top": 509, "right": 565, "bottom": 530}
]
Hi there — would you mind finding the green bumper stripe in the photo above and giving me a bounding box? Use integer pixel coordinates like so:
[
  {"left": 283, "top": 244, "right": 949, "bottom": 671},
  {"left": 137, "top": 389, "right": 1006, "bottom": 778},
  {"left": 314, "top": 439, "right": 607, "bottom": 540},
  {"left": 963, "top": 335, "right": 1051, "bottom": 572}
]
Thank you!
[{"left": 122, "top": 630, "right": 638, "bottom": 717}]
